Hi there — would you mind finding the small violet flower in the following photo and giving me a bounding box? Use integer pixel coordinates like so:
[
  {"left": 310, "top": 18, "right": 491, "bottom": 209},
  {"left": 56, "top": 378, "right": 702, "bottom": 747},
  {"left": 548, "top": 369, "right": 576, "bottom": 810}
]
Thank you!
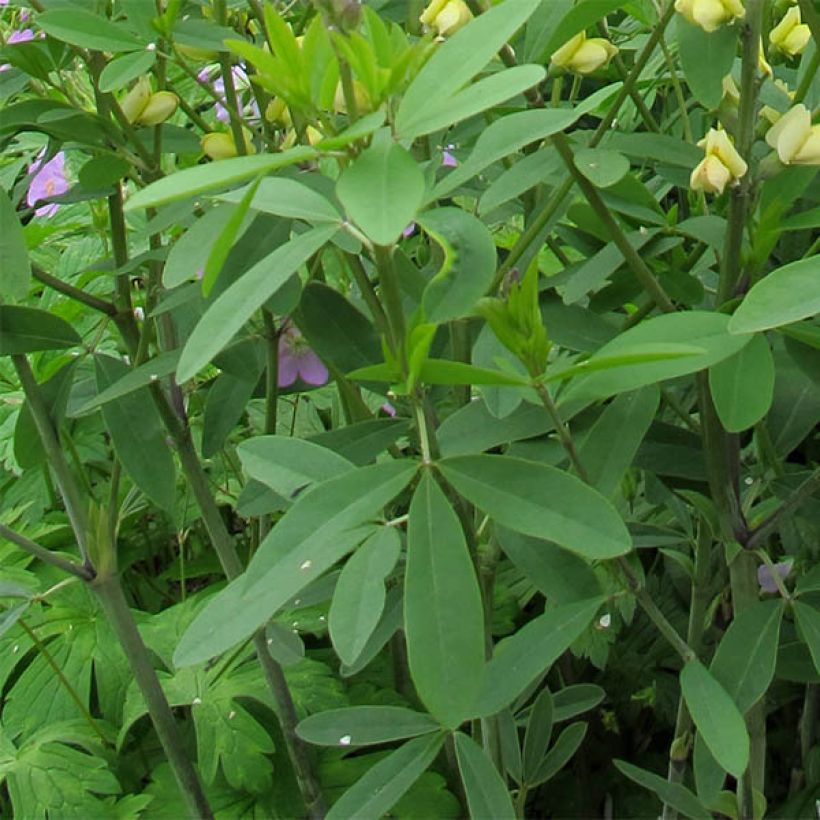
[
  {"left": 7, "top": 28, "right": 34, "bottom": 43},
  {"left": 441, "top": 144, "right": 458, "bottom": 167},
  {"left": 381, "top": 402, "right": 397, "bottom": 417},
  {"left": 757, "top": 559, "right": 793, "bottom": 594},
  {"left": 27, "top": 149, "right": 69, "bottom": 218},
  {"left": 278, "top": 326, "right": 328, "bottom": 388},
  {"left": 402, "top": 223, "right": 416, "bottom": 238}
]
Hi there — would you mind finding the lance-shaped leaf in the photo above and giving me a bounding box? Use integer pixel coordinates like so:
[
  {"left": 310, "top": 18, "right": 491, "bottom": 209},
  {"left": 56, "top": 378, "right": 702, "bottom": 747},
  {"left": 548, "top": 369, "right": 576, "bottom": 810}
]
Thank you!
[
  {"left": 297, "top": 706, "right": 439, "bottom": 747},
  {"left": 0, "top": 187, "right": 31, "bottom": 301},
  {"left": 615, "top": 759, "right": 711, "bottom": 820},
  {"left": 0, "top": 306, "right": 81, "bottom": 355},
  {"left": 219, "top": 177, "right": 342, "bottom": 224},
  {"left": 455, "top": 732, "right": 516, "bottom": 820}
]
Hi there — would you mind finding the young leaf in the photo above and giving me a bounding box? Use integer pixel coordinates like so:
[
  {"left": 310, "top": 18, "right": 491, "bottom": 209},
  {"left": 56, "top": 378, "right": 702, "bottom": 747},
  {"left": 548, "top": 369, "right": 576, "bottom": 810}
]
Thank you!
[
  {"left": 728, "top": 255, "right": 820, "bottom": 334},
  {"left": 530, "top": 721, "right": 588, "bottom": 786},
  {"left": 439, "top": 455, "right": 632, "bottom": 559},
  {"left": 709, "top": 599, "right": 784, "bottom": 713},
  {"left": 329, "top": 527, "right": 401, "bottom": 665},
  {"left": 419, "top": 208, "right": 497, "bottom": 323},
  {"left": 476, "top": 598, "right": 603, "bottom": 716},
  {"left": 326, "top": 733, "right": 445, "bottom": 820},
  {"left": 0, "top": 306, "right": 81, "bottom": 354},
  {"left": 614, "top": 759, "right": 712, "bottom": 820},
  {"left": 405, "top": 472, "right": 486, "bottom": 727},
  {"left": 176, "top": 224, "right": 337, "bottom": 382},
  {"left": 124, "top": 147, "right": 317, "bottom": 210},
  {"left": 708, "top": 334, "right": 775, "bottom": 433},
  {"left": 0, "top": 187, "right": 31, "bottom": 301},
  {"left": 680, "top": 659, "right": 749, "bottom": 778},
  {"left": 297, "top": 706, "right": 439, "bottom": 747},
  {"left": 336, "top": 138, "right": 425, "bottom": 246},
  {"left": 454, "top": 732, "right": 516, "bottom": 820}
]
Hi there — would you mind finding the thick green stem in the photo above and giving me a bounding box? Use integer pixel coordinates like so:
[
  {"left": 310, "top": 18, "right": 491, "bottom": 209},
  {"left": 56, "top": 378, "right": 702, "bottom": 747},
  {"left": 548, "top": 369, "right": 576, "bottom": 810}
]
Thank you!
[
  {"left": 93, "top": 573, "right": 213, "bottom": 820},
  {"left": 31, "top": 266, "right": 117, "bottom": 316},
  {"left": 0, "top": 523, "right": 91, "bottom": 579}
]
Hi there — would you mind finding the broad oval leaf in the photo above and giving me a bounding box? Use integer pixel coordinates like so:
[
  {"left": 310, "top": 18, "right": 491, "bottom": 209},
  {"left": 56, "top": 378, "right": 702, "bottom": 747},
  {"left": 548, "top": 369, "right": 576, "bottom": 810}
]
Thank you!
[
  {"left": 676, "top": 17, "right": 737, "bottom": 108},
  {"left": 0, "top": 306, "right": 81, "bottom": 355},
  {"left": 125, "top": 147, "right": 317, "bottom": 211},
  {"left": 405, "top": 472, "right": 486, "bottom": 727},
  {"left": 561, "top": 311, "right": 752, "bottom": 403},
  {"left": 419, "top": 208, "right": 497, "bottom": 323},
  {"left": 176, "top": 224, "right": 337, "bottom": 382},
  {"left": 680, "top": 659, "right": 749, "bottom": 778},
  {"left": 329, "top": 527, "right": 401, "bottom": 665},
  {"left": 336, "top": 138, "right": 425, "bottom": 246},
  {"left": 325, "top": 733, "right": 445, "bottom": 820},
  {"left": 455, "top": 732, "right": 516, "bottom": 820},
  {"left": 37, "top": 9, "right": 144, "bottom": 52},
  {"left": 297, "top": 706, "right": 438, "bottom": 747},
  {"left": 574, "top": 148, "right": 629, "bottom": 189},
  {"left": 218, "top": 177, "right": 342, "bottom": 224},
  {"left": 237, "top": 435, "right": 354, "bottom": 499},
  {"left": 439, "top": 455, "right": 631, "bottom": 559},
  {"left": 728, "top": 255, "right": 820, "bottom": 334},
  {"left": 98, "top": 50, "right": 157, "bottom": 92},
  {"left": 476, "top": 597, "right": 603, "bottom": 716},
  {"left": 708, "top": 334, "right": 775, "bottom": 433}
]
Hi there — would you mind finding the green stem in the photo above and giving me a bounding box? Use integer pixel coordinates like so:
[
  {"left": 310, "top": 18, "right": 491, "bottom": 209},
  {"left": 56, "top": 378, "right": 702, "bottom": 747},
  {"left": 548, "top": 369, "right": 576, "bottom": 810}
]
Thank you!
[
  {"left": 12, "top": 356, "right": 91, "bottom": 569},
  {"left": 718, "top": 0, "right": 764, "bottom": 305},
  {"left": 31, "top": 266, "right": 117, "bottom": 316},
  {"left": 515, "top": 785, "right": 529, "bottom": 819},
  {"left": 533, "top": 381, "right": 590, "bottom": 482},
  {"left": 92, "top": 573, "right": 214, "bottom": 819},
  {"left": 374, "top": 244, "right": 406, "bottom": 363},
  {"left": 213, "top": 0, "right": 249, "bottom": 157},
  {"left": 0, "top": 523, "right": 91, "bottom": 580},
  {"left": 551, "top": 132, "right": 676, "bottom": 314}
]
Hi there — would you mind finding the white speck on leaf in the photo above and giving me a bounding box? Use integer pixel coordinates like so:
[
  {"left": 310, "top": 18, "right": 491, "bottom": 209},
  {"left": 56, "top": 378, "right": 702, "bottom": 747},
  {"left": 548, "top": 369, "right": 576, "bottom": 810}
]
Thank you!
[
  {"left": 300, "top": 560, "right": 312, "bottom": 570},
  {"left": 339, "top": 735, "right": 352, "bottom": 746}
]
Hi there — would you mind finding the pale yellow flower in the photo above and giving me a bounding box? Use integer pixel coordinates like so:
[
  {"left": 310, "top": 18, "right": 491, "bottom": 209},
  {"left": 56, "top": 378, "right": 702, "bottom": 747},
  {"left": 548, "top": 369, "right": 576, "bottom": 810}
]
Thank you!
[
  {"left": 675, "top": 0, "right": 745, "bottom": 32},
  {"left": 120, "top": 76, "right": 152, "bottom": 123},
  {"left": 765, "top": 104, "right": 820, "bottom": 165},
  {"left": 265, "top": 97, "right": 292, "bottom": 127},
  {"left": 759, "top": 40, "right": 773, "bottom": 77},
  {"left": 332, "top": 80, "right": 371, "bottom": 115},
  {"left": 137, "top": 91, "right": 179, "bottom": 126},
  {"left": 769, "top": 6, "right": 811, "bottom": 56},
  {"left": 551, "top": 32, "right": 619, "bottom": 75},
  {"left": 201, "top": 130, "right": 256, "bottom": 160},
  {"left": 722, "top": 75, "right": 740, "bottom": 106},
  {"left": 690, "top": 127, "right": 748, "bottom": 194},
  {"left": 419, "top": 0, "right": 473, "bottom": 36}
]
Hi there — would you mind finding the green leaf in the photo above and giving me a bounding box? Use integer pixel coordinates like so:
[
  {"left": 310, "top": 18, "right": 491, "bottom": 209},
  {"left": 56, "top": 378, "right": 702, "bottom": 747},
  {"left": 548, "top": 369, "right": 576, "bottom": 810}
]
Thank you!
[
  {"left": 174, "top": 461, "right": 416, "bottom": 666},
  {"left": 577, "top": 386, "right": 659, "bottom": 498},
  {"left": 0, "top": 187, "right": 31, "bottom": 300},
  {"left": 476, "top": 598, "right": 603, "bottom": 716},
  {"left": 709, "top": 599, "right": 784, "bottom": 714},
  {"left": 336, "top": 138, "right": 425, "bottom": 246},
  {"left": 574, "top": 148, "right": 630, "bottom": 189},
  {"left": 308, "top": 418, "right": 411, "bottom": 466},
  {"left": 523, "top": 0, "right": 572, "bottom": 62},
  {"left": 530, "top": 721, "right": 588, "bottom": 786},
  {"left": 552, "top": 684, "right": 605, "bottom": 722},
  {"left": 522, "top": 689, "right": 554, "bottom": 783},
  {"left": 680, "top": 659, "right": 749, "bottom": 778},
  {"left": 37, "top": 9, "right": 144, "bottom": 51},
  {"left": 396, "top": 0, "right": 541, "bottom": 138},
  {"left": 74, "top": 351, "right": 180, "bottom": 415},
  {"left": 398, "top": 65, "right": 546, "bottom": 141},
  {"left": 538, "top": 0, "right": 627, "bottom": 62},
  {"left": 561, "top": 312, "right": 752, "bottom": 403},
  {"left": 454, "top": 732, "right": 516, "bottom": 820},
  {"left": 728, "top": 255, "right": 820, "bottom": 334},
  {"left": 405, "top": 472, "right": 486, "bottom": 727},
  {"left": 419, "top": 208, "right": 497, "bottom": 323},
  {"left": 329, "top": 527, "right": 401, "bottom": 665},
  {"left": 317, "top": 110, "right": 386, "bottom": 150},
  {"left": 98, "top": 50, "right": 157, "bottom": 92},
  {"left": 418, "top": 360, "right": 529, "bottom": 387},
  {"left": 297, "top": 706, "right": 439, "bottom": 747},
  {"left": 124, "top": 147, "right": 317, "bottom": 211},
  {"left": 794, "top": 601, "right": 820, "bottom": 675},
  {"left": 614, "top": 759, "right": 712, "bottom": 820},
  {"left": 326, "top": 733, "right": 445, "bottom": 820},
  {"left": 237, "top": 435, "right": 354, "bottom": 499},
  {"left": 78, "top": 156, "right": 132, "bottom": 190},
  {"left": 708, "top": 334, "right": 775, "bottom": 432},
  {"left": 218, "top": 177, "right": 342, "bottom": 224},
  {"left": 676, "top": 17, "right": 737, "bottom": 108},
  {"left": 176, "top": 224, "right": 336, "bottom": 382},
  {"left": 96, "top": 356, "right": 176, "bottom": 512},
  {"left": 0, "top": 306, "right": 81, "bottom": 354},
  {"left": 439, "top": 455, "right": 631, "bottom": 559},
  {"left": 163, "top": 206, "right": 236, "bottom": 288}
]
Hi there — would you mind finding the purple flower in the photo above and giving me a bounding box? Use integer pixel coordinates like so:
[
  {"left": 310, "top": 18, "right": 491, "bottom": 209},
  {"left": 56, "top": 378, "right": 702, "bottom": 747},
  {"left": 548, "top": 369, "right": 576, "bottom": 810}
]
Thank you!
[
  {"left": 27, "top": 149, "right": 69, "bottom": 218},
  {"left": 278, "top": 326, "right": 328, "bottom": 388},
  {"left": 381, "top": 401, "right": 397, "bottom": 417},
  {"left": 402, "top": 223, "right": 416, "bottom": 238},
  {"left": 7, "top": 28, "right": 34, "bottom": 44},
  {"left": 210, "top": 65, "right": 259, "bottom": 124},
  {"left": 757, "top": 559, "right": 793, "bottom": 593},
  {"left": 442, "top": 144, "right": 458, "bottom": 167}
]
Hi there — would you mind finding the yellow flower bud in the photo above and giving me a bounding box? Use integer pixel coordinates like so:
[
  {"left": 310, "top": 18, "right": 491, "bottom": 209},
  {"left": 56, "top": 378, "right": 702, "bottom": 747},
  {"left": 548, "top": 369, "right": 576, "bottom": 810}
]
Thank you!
[
  {"left": 201, "top": 130, "right": 256, "bottom": 160},
  {"left": 690, "top": 127, "right": 747, "bottom": 194},
  {"left": 419, "top": 0, "right": 473, "bottom": 37},
  {"left": 769, "top": 6, "right": 810, "bottom": 56},
  {"left": 265, "top": 97, "right": 292, "bottom": 127},
  {"left": 758, "top": 40, "right": 773, "bottom": 77},
  {"left": 332, "top": 80, "right": 371, "bottom": 115},
  {"left": 674, "top": 0, "right": 745, "bottom": 32},
  {"left": 721, "top": 74, "right": 740, "bottom": 106},
  {"left": 306, "top": 126, "right": 324, "bottom": 146},
  {"left": 550, "top": 32, "right": 619, "bottom": 75},
  {"left": 765, "top": 104, "right": 820, "bottom": 165},
  {"left": 759, "top": 105, "right": 782, "bottom": 126},
  {"left": 120, "top": 76, "right": 152, "bottom": 123},
  {"left": 136, "top": 91, "right": 179, "bottom": 126}
]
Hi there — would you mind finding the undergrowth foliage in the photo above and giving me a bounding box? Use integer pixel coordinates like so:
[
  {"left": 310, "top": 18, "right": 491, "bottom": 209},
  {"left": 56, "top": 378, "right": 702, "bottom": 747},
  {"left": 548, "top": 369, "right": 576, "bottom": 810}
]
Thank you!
[{"left": 0, "top": 0, "right": 818, "bottom": 818}]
